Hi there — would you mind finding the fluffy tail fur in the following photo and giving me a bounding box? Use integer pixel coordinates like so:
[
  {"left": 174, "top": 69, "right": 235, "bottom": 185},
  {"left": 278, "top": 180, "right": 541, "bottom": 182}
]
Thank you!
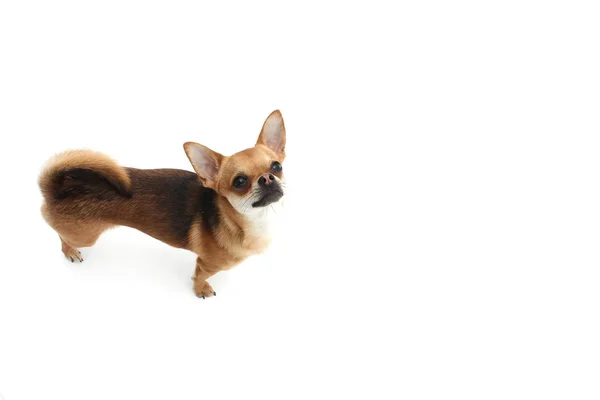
[{"left": 39, "top": 149, "right": 132, "bottom": 201}]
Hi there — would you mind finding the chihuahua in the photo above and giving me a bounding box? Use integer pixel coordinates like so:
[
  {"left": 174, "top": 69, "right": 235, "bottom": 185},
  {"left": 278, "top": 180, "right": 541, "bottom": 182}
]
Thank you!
[{"left": 39, "top": 110, "right": 286, "bottom": 298}]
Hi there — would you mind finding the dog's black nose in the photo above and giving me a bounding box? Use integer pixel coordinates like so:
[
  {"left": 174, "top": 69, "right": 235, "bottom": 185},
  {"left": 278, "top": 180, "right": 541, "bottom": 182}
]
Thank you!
[{"left": 258, "top": 173, "right": 275, "bottom": 186}]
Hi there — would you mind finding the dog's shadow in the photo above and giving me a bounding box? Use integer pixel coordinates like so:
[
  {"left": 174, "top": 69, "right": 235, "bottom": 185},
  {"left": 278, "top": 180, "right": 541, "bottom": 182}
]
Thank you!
[{"left": 76, "top": 227, "right": 228, "bottom": 295}]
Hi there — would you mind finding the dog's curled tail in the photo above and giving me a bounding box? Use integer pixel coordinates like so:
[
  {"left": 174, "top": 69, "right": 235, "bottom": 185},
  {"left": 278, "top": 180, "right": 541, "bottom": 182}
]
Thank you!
[{"left": 39, "top": 149, "right": 132, "bottom": 201}]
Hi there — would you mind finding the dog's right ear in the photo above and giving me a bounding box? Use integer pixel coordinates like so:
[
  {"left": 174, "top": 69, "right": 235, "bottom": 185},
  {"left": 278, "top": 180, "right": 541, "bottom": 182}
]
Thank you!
[
  {"left": 183, "top": 142, "right": 223, "bottom": 188},
  {"left": 256, "top": 110, "right": 286, "bottom": 158}
]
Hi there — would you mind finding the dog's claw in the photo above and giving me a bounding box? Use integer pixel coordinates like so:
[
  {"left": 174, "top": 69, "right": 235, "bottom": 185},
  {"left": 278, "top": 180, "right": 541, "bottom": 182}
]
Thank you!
[
  {"left": 70, "top": 257, "right": 74, "bottom": 262},
  {"left": 213, "top": 291, "right": 216, "bottom": 296},
  {"left": 194, "top": 282, "right": 215, "bottom": 299}
]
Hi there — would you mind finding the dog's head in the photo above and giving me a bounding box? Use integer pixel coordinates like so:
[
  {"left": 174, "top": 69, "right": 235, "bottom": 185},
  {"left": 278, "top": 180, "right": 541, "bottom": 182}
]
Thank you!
[{"left": 184, "top": 110, "right": 286, "bottom": 214}]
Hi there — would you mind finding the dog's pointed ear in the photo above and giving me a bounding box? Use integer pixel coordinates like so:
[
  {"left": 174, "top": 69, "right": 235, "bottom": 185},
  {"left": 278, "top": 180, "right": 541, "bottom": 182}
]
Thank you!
[
  {"left": 256, "top": 110, "right": 286, "bottom": 158},
  {"left": 183, "top": 142, "right": 223, "bottom": 188}
]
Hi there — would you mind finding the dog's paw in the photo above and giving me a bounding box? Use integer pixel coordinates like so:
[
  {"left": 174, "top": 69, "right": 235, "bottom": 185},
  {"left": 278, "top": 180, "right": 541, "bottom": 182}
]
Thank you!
[
  {"left": 63, "top": 248, "right": 83, "bottom": 263},
  {"left": 193, "top": 281, "right": 216, "bottom": 299}
]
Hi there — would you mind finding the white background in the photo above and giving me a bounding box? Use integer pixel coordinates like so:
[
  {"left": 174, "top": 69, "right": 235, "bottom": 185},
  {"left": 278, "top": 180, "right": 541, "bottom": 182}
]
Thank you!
[{"left": 1, "top": 1, "right": 599, "bottom": 399}]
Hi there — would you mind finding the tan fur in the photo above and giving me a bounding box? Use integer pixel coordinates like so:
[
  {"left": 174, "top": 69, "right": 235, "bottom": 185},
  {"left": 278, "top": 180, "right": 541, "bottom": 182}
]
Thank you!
[{"left": 39, "top": 110, "right": 286, "bottom": 298}]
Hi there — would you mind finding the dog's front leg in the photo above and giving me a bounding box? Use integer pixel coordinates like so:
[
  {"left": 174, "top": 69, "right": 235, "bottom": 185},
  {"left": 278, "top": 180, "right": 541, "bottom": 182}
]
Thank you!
[{"left": 192, "top": 257, "right": 219, "bottom": 299}]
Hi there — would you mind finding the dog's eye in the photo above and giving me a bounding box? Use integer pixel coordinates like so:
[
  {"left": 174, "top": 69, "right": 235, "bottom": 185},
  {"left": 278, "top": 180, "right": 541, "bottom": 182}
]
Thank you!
[
  {"left": 271, "top": 162, "right": 282, "bottom": 173},
  {"left": 232, "top": 175, "right": 248, "bottom": 189}
]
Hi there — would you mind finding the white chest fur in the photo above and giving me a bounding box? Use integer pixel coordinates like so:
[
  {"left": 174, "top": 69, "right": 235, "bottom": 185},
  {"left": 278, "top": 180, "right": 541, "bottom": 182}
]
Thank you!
[{"left": 241, "top": 201, "right": 284, "bottom": 253}]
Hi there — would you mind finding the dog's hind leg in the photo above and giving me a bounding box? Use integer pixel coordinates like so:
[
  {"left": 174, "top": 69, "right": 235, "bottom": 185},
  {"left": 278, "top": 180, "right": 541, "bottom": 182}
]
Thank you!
[
  {"left": 42, "top": 203, "right": 112, "bottom": 263},
  {"left": 57, "top": 223, "right": 112, "bottom": 263}
]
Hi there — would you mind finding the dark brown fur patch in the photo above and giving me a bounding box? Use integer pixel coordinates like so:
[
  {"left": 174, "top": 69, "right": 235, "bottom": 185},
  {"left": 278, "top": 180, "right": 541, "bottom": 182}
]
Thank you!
[
  {"left": 54, "top": 168, "right": 132, "bottom": 200},
  {"left": 125, "top": 168, "right": 219, "bottom": 245}
]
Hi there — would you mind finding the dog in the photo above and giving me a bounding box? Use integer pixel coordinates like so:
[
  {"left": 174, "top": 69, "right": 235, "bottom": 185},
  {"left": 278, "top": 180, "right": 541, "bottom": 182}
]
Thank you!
[{"left": 39, "top": 110, "right": 286, "bottom": 298}]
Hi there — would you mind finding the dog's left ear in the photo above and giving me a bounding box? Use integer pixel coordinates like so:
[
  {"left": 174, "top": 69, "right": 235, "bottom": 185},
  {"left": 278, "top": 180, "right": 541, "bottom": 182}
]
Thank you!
[
  {"left": 256, "top": 110, "right": 286, "bottom": 158},
  {"left": 183, "top": 142, "right": 223, "bottom": 188}
]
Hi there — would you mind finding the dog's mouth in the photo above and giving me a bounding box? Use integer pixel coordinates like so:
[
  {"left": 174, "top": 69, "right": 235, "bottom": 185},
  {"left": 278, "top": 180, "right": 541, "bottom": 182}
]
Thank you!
[{"left": 251, "top": 188, "right": 284, "bottom": 208}]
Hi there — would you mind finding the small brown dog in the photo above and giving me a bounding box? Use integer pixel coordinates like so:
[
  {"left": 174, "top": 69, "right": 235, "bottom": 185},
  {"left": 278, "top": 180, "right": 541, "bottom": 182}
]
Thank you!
[{"left": 39, "top": 110, "right": 286, "bottom": 298}]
